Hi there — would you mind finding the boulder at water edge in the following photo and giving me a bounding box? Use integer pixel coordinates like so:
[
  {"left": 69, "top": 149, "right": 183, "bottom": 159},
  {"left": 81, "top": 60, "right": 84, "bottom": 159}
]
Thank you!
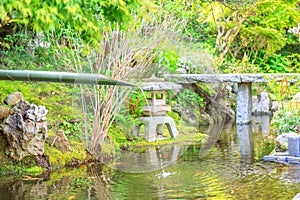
[
  {"left": 0, "top": 93, "right": 48, "bottom": 161},
  {"left": 275, "top": 132, "right": 299, "bottom": 152}
]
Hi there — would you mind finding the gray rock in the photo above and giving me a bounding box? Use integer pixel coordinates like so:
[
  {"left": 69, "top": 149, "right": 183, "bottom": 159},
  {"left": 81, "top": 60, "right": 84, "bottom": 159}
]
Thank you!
[
  {"left": 252, "top": 96, "right": 258, "bottom": 113},
  {"left": 1, "top": 100, "right": 48, "bottom": 160},
  {"left": 259, "top": 92, "right": 270, "bottom": 113},
  {"left": 46, "top": 130, "right": 70, "bottom": 153},
  {"left": 275, "top": 133, "right": 298, "bottom": 152},
  {"left": 252, "top": 92, "right": 271, "bottom": 114},
  {"left": 175, "top": 68, "right": 187, "bottom": 74},
  {"left": 271, "top": 101, "right": 279, "bottom": 112},
  {"left": 26, "top": 104, "right": 48, "bottom": 121},
  {"left": 4, "top": 92, "right": 23, "bottom": 106}
]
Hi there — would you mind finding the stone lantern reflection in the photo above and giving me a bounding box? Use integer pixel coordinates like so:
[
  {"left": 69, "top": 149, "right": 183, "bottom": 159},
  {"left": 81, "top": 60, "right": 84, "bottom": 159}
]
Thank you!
[{"left": 131, "top": 75, "right": 182, "bottom": 142}]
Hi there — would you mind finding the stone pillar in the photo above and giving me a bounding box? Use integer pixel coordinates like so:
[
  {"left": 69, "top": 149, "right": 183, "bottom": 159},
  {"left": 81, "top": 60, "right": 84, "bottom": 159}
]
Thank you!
[{"left": 236, "top": 83, "right": 252, "bottom": 124}]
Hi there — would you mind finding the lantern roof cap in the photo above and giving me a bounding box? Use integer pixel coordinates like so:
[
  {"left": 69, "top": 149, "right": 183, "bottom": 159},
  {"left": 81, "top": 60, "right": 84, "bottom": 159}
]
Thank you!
[{"left": 141, "top": 74, "right": 182, "bottom": 91}]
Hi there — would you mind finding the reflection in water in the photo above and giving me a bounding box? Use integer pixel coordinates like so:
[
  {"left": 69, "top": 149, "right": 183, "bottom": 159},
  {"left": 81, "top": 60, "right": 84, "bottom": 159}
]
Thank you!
[
  {"left": 198, "top": 103, "right": 227, "bottom": 159},
  {"left": 199, "top": 118, "right": 225, "bottom": 159},
  {"left": 0, "top": 179, "right": 47, "bottom": 200},
  {"left": 237, "top": 124, "right": 255, "bottom": 163},
  {"left": 0, "top": 173, "right": 72, "bottom": 200},
  {"left": 106, "top": 144, "right": 185, "bottom": 173},
  {"left": 281, "top": 164, "right": 300, "bottom": 183},
  {"left": 252, "top": 115, "right": 272, "bottom": 136}
]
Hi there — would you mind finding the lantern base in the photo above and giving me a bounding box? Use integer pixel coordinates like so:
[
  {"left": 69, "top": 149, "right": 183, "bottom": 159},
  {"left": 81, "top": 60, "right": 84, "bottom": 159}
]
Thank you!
[{"left": 131, "top": 116, "right": 179, "bottom": 142}]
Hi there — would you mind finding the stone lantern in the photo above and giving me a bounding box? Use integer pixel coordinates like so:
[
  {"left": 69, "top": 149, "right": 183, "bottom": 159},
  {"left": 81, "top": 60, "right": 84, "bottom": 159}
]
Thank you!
[{"left": 132, "top": 75, "right": 182, "bottom": 142}]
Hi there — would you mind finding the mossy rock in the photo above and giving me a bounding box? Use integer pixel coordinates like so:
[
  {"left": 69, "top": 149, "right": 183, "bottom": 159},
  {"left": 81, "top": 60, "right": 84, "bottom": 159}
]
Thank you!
[{"left": 44, "top": 140, "right": 86, "bottom": 168}]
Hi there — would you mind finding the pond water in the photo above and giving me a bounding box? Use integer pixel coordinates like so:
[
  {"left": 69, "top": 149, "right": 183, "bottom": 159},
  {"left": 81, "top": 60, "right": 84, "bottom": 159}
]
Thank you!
[{"left": 1, "top": 116, "right": 300, "bottom": 199}]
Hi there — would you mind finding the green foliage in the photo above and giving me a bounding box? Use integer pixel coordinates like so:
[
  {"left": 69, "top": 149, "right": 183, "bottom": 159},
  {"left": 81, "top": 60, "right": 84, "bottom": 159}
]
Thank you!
[
  {"left": 24, "top": 166, "right": 43, "bottom": 174},
  {"left": 59, "top": 121, "right": 84, "bottom": 140},
  {"left": 223, "top": 54, "right": 259, "bottom": 73},
  {"left": 0, "top": 154, "right": 44, "bottom": 176},
  {"left": 167, "top": 111, "right": 181, "bottom": 125},
  {"left": 156, "top": 50, "right": 180, "bottom": 73},
  {"left": 100, "top": 141, "right": 116, "bottom": 155},
  {"left": 128, "top": 89, "right": 147, "bottom": 118},
  {"left": 280, "top": 43, "right": 300, "bottom": 55},
  {"left": 257, "top": 54, "right": 290, "bottom": 73},
  {"left": 240, "top": 27, "right": 286, "bottom": 55},
  {"left": 266, "top": 76, "right": 300, "bottom": 135},
  {"left": 160, "top": 0, "right": 206, "bottom": 41},
  {"left": 273, "top": 109, "right": 300, "bottom": 135},
  {"left": 1, "top": 34, "right": 53, "bottom": 70},
  {"left": 265, "top": 76, "right": 300, "bottom": 101},
  {"left": 0, "top": 165, "right": 43, "bottom": 176},
  {"left": 231, "top": 24, "right": 292, "bottom": 73},
  {"left": 71, "top": 177, "right": 88, "bottom": 189},
  {"left": 108, "top": 125, "right": 131, "bottom": 148},
  {"left": 114, "top": 89, "right": 147, "bottom": 129},
  {"left": 287, "top": 54, "right": 300, "bottom": 73},
  {"left": 0, "top": 0, "right": 148, "bottom": 46},
  {"left": 175, "top": 89, "right": 204, "bottom": 108},
  {"left": 254, "top": 0, "right": 300, "bottom": 31},
  {"left": 261, "top": 141, "right": 275, "bottom": 157},
  {"left": 222, "top": 0, "right": 299, "bottom": 72}
]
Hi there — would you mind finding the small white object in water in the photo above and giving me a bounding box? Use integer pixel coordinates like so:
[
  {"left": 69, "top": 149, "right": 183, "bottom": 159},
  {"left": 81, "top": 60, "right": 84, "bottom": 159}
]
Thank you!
[{"left": 156, "top": 171, "right": 176, "bottom": 179}]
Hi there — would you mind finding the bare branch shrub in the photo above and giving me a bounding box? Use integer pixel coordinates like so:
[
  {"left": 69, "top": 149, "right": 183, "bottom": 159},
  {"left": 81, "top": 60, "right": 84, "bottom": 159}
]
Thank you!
[{"left": 76, "top": 17, "right": 182, "bottom": 157}]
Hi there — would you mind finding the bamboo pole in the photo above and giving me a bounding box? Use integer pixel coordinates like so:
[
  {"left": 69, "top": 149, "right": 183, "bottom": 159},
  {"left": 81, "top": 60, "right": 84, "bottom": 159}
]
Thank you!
[{"left": 0, "top": 70, "right": 134, "bottom": 86}]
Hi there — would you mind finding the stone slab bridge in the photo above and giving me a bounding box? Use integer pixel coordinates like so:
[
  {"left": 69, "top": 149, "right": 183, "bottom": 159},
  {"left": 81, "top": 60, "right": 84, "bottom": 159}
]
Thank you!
[{"left": 167, "top": 73, "right": 300, "bottom": 125}]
